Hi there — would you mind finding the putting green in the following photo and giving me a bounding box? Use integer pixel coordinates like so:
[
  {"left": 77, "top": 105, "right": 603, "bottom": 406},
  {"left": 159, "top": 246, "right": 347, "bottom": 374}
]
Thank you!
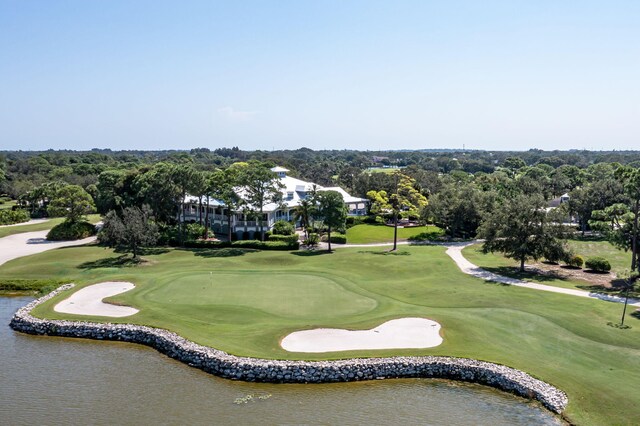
[{"left": 140, "top": 272, "right": 377, "bottom": 319}]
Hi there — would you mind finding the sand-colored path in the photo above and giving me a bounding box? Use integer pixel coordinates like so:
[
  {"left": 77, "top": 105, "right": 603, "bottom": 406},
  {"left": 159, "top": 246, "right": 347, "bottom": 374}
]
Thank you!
[
  {"left": 54, "top": 282, "right": 139, "bottom": 317},
  {"left": 281, "top": 318, "right": 442, "bottom": 353},
  {"left": 0, "top": 230, "right": 97, "bottom": 267},
  {"left": 446, "top": 242, "right": 640, "bottom": 307}
]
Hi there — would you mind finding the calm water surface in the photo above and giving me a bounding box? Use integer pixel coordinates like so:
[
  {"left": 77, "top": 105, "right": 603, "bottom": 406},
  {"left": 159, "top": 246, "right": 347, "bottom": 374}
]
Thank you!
[{"left": 1, "top": 297, "right": 562, "bottom": 425}]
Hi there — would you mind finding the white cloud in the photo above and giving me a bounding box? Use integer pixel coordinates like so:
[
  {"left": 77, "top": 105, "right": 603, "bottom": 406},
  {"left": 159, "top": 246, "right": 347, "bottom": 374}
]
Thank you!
[{"left": 217, "top": 106, "right": 259, "bottom": 122}]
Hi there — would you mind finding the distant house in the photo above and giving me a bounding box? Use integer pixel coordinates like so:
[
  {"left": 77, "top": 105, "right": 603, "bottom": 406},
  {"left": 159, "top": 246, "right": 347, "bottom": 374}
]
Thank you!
[
  {"left": 547, "top": 193, "right": 570, "bottom": 208},
  {"left": 180, "top": 167, "right": 368, "bottom": 238}
]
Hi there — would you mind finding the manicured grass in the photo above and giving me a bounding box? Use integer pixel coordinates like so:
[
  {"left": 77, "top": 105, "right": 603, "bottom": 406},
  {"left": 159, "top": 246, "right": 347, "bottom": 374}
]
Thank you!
[
  {"left": 0, "top": 214, "right": 101, "bottom": 239},
  {"left": 0, "top": 199, "right": 17, "bottom": 210},
  {"left": 1, "top": 244, "right": 639, "bottom": 425},
  {"left": 346, "top": 223, "right": 443, "bottom": 244},
  {"left": 463, "top": 242, "right": 638, "bottom": 296},
  {"left": 567, "top": 239, "right": 633, "bottom": 274}
]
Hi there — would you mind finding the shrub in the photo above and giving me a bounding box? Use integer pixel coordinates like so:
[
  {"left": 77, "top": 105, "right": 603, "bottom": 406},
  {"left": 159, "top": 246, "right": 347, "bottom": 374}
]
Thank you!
[
  {"left": 585, "top": 257, "right": 611, "bottom": 272},
  {"left": 566, "top": 255, "right": 584, "bottom": 269},
  {"left": 185, "top": 223, "right": 206, "bottom": 241},
  {"left": 0, "top": 209, "right": 30, "bottom": 225},
  {"left": 272, "top": 220, "right": 295, "bottom": 235},
  {"left": 268, "top": 234, "right": 299, "bottom": 244},
  {"left": 46, "top": 221, "right": 96, "bottom": 241},
  {"left": 330, "top": 233, "right": 347, "bottom": 244},
  {"left": 157, "top": 224, "right": 179, "bottom": 246},
  {"left": 543, "top": 240, "right": 570, "bottom": 264},
  {"left": 407, "top": 229, "right": 446, "bottom": 242},
  {"left": 304, "top": 232, "right": 320, "bottom": 248}
]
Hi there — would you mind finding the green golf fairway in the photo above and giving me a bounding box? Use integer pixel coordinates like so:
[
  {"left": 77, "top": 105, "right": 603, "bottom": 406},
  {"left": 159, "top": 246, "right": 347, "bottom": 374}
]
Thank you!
[{"left": 2, "top": 244, "right": 639, "bottom": 425}]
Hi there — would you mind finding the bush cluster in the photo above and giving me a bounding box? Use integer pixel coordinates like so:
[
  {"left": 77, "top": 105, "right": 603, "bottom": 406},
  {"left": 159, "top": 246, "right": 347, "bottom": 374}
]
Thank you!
[
  {"left": 585, "top": 257, "right": 611, "bottom": 272},
  {"left": 304, "top": 233, "right": 320, "bottom": 247},
  {"left": 345, "top": 215, "right": 379, "bottom": 228},
  {"left": 268, "top": 234, "right": 300, "bottom": 244},
  {"left": 0, "top": 209, "right": 30, "bottom": 225},
  {"left": 271, "top": 220, "right": 295, "bottom": 235},
  {"left": 46, "top": 221, "right": 96, "bottom": 241},
  {"left": 329, "top": 233, "right": 347, "bottom": 244},
  {"left": 565, "top": 255, "right": 584, "bottom": 268},
  {"left": 184, "top": 239, "right": 299, "bottom": 250}
]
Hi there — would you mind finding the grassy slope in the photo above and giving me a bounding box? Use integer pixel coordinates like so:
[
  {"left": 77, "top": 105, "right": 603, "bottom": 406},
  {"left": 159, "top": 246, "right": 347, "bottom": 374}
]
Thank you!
[
  {"left": 346, "top": 224, "right": 443, "bottom": 244},
  {"left": 1, "top": 245, "right": 639, "bottom": 424},
  {"left": 567, "top": 239, "right": 633, "bottom": 274},
  {"left": 463, "top": 242, "right": 635, "bottom": 293},
  {"left": 0, "top": 214, "right": 101, "bottom": 239}
]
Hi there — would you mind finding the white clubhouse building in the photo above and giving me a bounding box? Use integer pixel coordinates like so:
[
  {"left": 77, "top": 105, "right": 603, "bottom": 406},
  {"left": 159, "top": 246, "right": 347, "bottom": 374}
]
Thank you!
[{"left": 181, "top": 167, "right": 368, "bottom": 238}]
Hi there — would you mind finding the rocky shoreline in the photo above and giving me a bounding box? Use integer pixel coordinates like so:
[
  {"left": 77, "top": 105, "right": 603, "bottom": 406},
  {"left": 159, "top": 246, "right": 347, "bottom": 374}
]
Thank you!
[{"left": 10, "top": 284, "right": 568, "bottom": 414}]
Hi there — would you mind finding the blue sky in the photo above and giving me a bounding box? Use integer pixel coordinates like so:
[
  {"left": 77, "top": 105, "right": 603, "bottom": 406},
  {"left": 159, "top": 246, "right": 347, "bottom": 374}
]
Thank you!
[{"left": 1, "top": 0, "right": 638, "bottom": 151}]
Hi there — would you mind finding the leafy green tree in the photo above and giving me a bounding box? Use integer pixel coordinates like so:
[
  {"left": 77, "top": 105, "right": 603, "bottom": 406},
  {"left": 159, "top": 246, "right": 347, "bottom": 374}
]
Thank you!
[
  {"left": 425, "top": 184, "right": 496, "bottom": 239},
  {"left": 315, "top": 190, "right": 347, "bottom": 252},
  {"left": 47, "top": 185, "right": 95, "bottom": 223},
  {"left": 241, "top": 161, "right": 283, "bottom": 241},
  {"left": 133, "top": 163, "right": 180, "bottom": 225},
  {"left": 211, "top": 167, "right": 244, "bottom": 242},
  {"left": 294, "top": 198, "right": 316, "bottom": 239},
  {"left": 502, "top": 157, "right": 526, "bottom": 176},
  {"left": 367, "top": 172, "right": 427, "bottom": 250},
  {"left": 99, "top": 205, "right": 159, "bottom": 259},
  {"left": 479, "top": 194, "right": 566, "bottom": 272}
]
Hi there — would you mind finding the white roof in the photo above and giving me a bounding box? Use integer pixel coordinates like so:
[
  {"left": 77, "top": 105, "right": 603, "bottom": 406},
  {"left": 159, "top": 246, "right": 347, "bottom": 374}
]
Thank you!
[
  {"left": 270, "top": 166, "right": 290, "bottom": 173},
  {"left": 318, "top": 186, "right": 368, "bottom": 204},
  {"left": 185, "top": 167, "right": 367, "bottom": 213}
]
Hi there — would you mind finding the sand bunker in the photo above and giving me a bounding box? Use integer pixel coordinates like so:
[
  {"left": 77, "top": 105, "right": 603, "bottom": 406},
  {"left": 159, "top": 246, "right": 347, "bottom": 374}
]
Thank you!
[
  {"left": 281, "top": 317, "right": 442, "bottom": 353},
  {"left": 54, "top": 281, "right": 139, "bottom": 317}
]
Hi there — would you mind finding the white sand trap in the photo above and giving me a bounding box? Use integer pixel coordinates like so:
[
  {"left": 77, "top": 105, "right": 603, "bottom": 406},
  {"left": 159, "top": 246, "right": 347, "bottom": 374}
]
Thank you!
[
  {"left": 281, "top": 317, "right": 442, "bottom": 353},
  {"left": 54, "top": 281, "right": 139, "bottom": 317}
]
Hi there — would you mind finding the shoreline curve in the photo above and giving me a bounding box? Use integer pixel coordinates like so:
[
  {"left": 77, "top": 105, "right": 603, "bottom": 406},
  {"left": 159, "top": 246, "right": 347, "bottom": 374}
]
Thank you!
[{"left": 9, "top": 284, "right": 568, "bottom": 414}]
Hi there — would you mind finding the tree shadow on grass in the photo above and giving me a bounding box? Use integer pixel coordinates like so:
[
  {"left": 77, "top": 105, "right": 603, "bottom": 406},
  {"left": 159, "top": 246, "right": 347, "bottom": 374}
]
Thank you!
[
  {"left": 357, "top": 250, "right": 411, "bottom": 256},
  {"left": 480, "top": 266, "right": 567, "bottom": 283},
  {"left": 631, "top": 310, "right": 640, "bottom": 320},
  {"left": 291, "top": 250, "right": 333, "bottom": 257},
  {"left": 78, "top": 255, "right": 144, "bottom": 269}
]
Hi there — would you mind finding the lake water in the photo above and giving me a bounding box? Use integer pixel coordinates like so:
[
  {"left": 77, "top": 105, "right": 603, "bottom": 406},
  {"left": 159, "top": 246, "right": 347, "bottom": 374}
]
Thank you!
[{"left": 1, "top": 297, "right": 562, "bottom": 425}]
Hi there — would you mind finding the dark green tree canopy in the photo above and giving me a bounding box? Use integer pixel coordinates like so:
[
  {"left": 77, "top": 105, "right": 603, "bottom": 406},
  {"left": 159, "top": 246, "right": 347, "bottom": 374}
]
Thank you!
[{"left": 47, "top": 185, "right": 95, "bottom": 223}]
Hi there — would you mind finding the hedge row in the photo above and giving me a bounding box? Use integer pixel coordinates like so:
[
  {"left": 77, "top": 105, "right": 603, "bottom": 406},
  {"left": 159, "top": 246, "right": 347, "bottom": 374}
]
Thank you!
[
  {"left": 267, "top": 234, "right": 300, "bottom": 244},
  {"left": 184, "top": 239, "right": 300, "bottom": 250},
  {"left": 0, "top": 208, "right": 30, "bottom": 225}
]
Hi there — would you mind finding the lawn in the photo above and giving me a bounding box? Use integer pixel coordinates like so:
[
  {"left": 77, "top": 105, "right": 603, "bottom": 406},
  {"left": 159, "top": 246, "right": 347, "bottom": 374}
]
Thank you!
[
  {"left": 346, "top": 223, "right": 443, "bottom": 244},
  {"left": 1, "top": 243, "right": 639, "bottom": 425},
  {"left": 0, "top": 199, "right": 17, "bottom": 210},
  {"left": 0, "top": 214, "right": 102, "bottom": 239},
  {"left": 567, "top": 239, "right": 633, "bottom": 274},
  {"left": 462, "top": 242, "right": 637, "bottom": 296}
]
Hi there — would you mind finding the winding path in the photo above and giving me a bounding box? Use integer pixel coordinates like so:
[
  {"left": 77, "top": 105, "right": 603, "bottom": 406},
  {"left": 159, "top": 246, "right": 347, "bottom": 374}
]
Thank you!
[
  {"left": 0, "top": 230, "right": 96, "bottom": 266},
  {"left": 445, "top": 242, "right": 640, "bottom": 307},
  {"left": 329, "top": 240, "right": 640, "bottom": 307}
]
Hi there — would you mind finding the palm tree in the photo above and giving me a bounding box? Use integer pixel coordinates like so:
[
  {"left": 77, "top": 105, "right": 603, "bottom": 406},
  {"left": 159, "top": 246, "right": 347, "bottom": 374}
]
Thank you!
[{"left": 294, "top": 199, "right": 314, "bottom": 239}]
